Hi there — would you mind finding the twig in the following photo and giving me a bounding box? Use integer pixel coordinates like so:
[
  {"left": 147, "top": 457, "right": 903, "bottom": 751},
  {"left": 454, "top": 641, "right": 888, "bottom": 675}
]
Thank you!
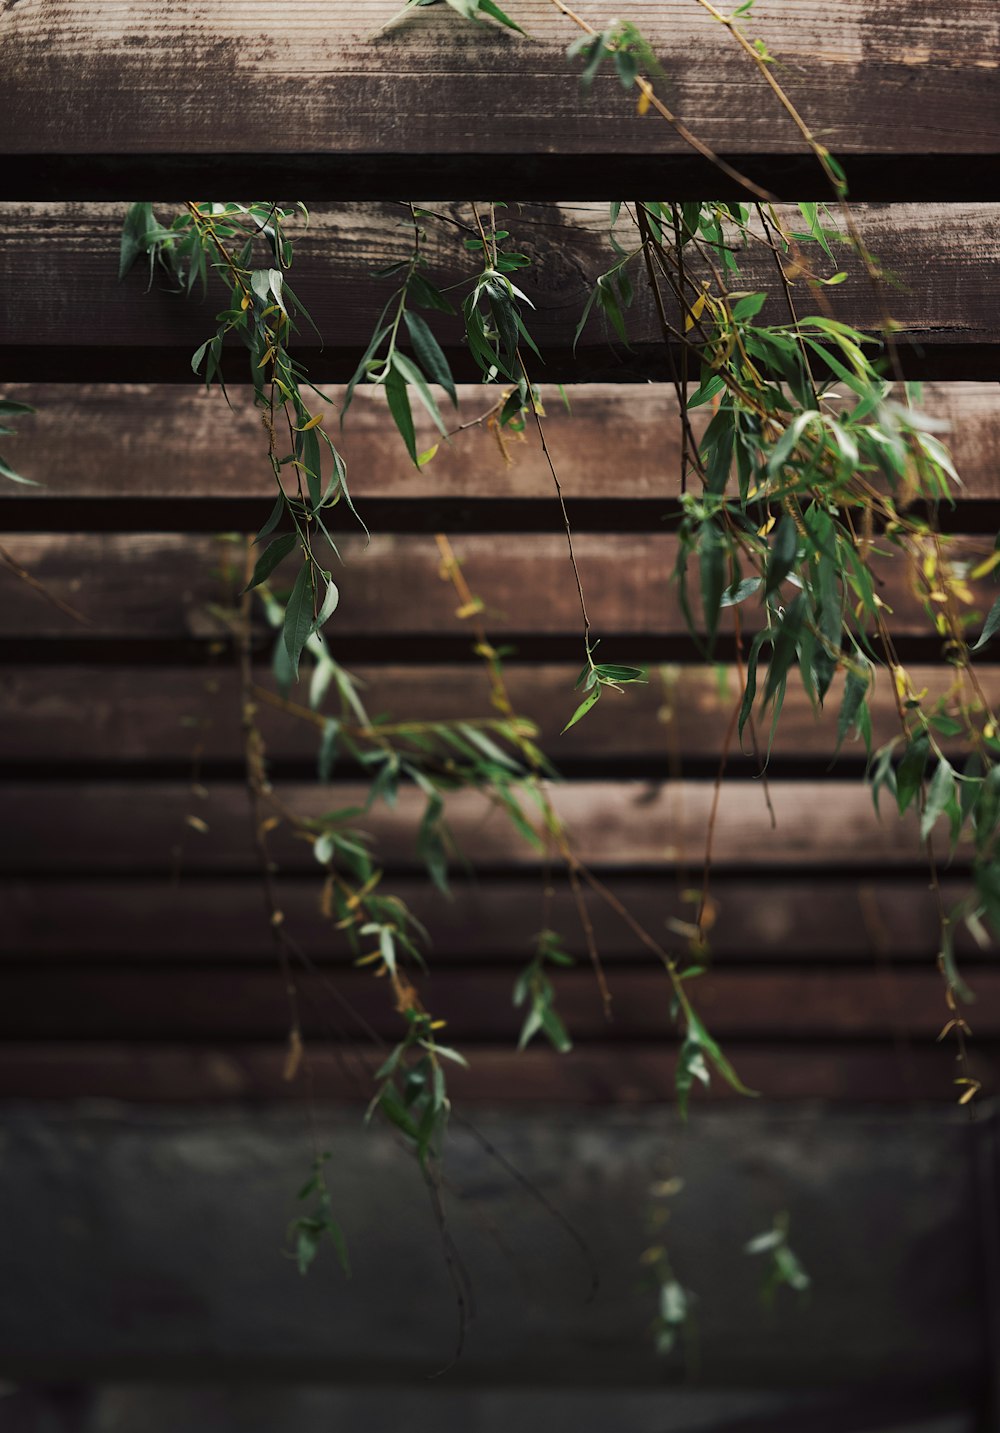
[{"left": 0, "top": 543, "right": 92, "bottom": 626}]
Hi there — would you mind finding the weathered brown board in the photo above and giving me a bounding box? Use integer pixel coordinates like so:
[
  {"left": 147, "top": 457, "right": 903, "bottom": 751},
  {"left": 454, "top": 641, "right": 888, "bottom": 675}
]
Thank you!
[
  {"left": 0, "top": 965, "right": 990, "bottom": 1041},
  {"left": 0, "top": 531, "right": 994, "bottom": 641},
  {"left": 2, "top": 2, "right": 998, "bottom": 199},
  {"left": 3, "top": 382, "right": 1000, "bottom": 511},
  {"left": 0, "top": 663, "right": 994, "bottom": 766},
  {"left": 0, "top": 1041, "right": 989, "bottom": 1103},
  {"left": 0, "top": 1109, "right": 986, "bottom": 1398},
  {"left": 0, "top": 778, "right": 943, "bottom": 872},
  {"left": 2, "top": 203, "right": 999, "bottom": 381},
  {"left": 1, "top": 874, "right": 990, "bottom": 965}
]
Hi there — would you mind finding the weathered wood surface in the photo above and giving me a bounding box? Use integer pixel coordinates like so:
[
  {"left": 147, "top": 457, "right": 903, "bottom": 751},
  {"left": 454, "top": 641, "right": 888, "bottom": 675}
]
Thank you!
[
  {"left": 3, "top": 382, "right": 1000, "bottom": 511},
  {"left": 2, "top": 2, "right": 998, "bottom": 199},
  {"left": 2, "top": 203, "right": 999, "bottom": 381},
  {"left": 0, "top": 965, "right": 991, "bottom": 1041},
  {"left": 0, "top": 1111, "right": 985, "bottom": 1396},
  {"left": 2, "top": 874, "right": 991, "bottom": 964},
  {"left": 0, "top": 1041, "right": 990, "bottom": 1102},
  {"left": 0, "top": 663, "right": 993, "bottom": 765},
  {"left": 0, "top": 778, "right": 942, "bottom": 872},
  {"left": 1, "top": 532, "right": 994, "bottom": 640}
]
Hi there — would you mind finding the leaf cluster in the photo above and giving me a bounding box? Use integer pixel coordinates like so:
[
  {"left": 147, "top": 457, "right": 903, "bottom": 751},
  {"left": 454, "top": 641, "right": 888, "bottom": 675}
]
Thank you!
[
  {"left": 122, "top": 201, "right": 360, "bottom": 677},
  {"left": 513, "top": 928, "right": 575, "bottom": 1053}
]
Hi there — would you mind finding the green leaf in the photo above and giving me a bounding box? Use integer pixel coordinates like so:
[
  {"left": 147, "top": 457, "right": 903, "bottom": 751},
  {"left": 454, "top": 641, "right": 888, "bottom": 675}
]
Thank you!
[
  {"left": 342, "top": 322, "right": 392, "bottom": 425},
  {"left": 313, "top": 573, "right": 340, "bottom": 631},
  {"left": 429, "top": 1041, "right": 469, "bottom": 1068},
  {"left": 318, "top": 719, "right": 339, "bottom": 783},
  {"left": 561, "top": 685, "right": 600, "bottom": 733},
  {"left": 731, "top": 292, "right": 767, "bottom": 320},
  {"left": 593, "top": 663, "right": 646, "bottom": 684},
  {"left": 243, "top": 532, "right": 296, "bottom": 592},
  {"left": 457, "top": 0, "right": 524, "bottom": 29},
  {"left": 869, "top": 741, "right": 898, "bottom": 816},
  {"left": 764, "top": 514, "right": 799, "bottom": 597},
  {"left": 896, "top": 731, "right": 930, "bottom": 815},
  {"left": 675, "top": 1035, "right": 710, "bottom": 1120},
  {"left": 119, "top": 202, "right": 155, "bottom": 280},
  {"left": 763, "top": 595, "right": 805, "bottom": 708},
  {"left": 384, "top": 364, "right": 418, "bottom": 464},
  {"left": 972, "top": 593, "right": 1000, "bottom": 651},
  {"left": 540, "top": 1005, "right": 572, "bottom": 1053},
  {"left": 835, "top": 661, "right": 871, "bottom": 756},
  {"left": 403, "top": 309, "right": 458, "bottom": 406},
  {"left": 295, "top": 1225, "right": 320, "bottom": 1276},
  {"left": 738, "top": 630, "right": 769, "bottom": 746},
  {"left": 0, "top": 456, "right": 39, "bottom": 487},
  {"left": 921, "top": 759, "right": 956, "bottom": 841},
  {"left": 720, "top": 576, "right": 762, "bottom": 608},
  {"left": 687, "top": 374, "right": 726, "bottom": 409},
  {"left": 687, "top": 1010, "right": 757, "bottom": 1099},
  {"left": 282, "top": 560, "right": 316, "bottom": 682},
  {"left": 408, "top": 272, "right": 456, "bottom": 314},
  {"left": 699, "top": 521, "right": 727, "bottom": 648},
  {"left": 254, "top": 492, "right": 286, "bottom": 546},
  {"left": 390, "top": 350, "right": 449, "bottom": 439}
]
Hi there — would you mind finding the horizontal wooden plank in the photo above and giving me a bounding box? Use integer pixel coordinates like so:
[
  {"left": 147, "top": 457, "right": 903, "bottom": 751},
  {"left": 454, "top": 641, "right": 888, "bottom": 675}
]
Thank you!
[
  {"left": 2, "top": 203, "right": 999, "bottom": 382},
  {"left": 0, "top": 778, "right": 946, "bottom": 873},
  {"left": 2, "top": 875, "right": 992, "bottom": 964},
  {"left": 1, "top": 532, "right": 995, "bottom": 640},
  {"left": 3, "top": 3, "right": 998, "bottom": 200},
  {"left": 0, "top": 633, "right": 987, "bottom": 668},
  {"left": 0, "top": 965, "right": 991, "bottom": 1041},
  {"left": 1, "top": 663, "right": 995, "bottom": 767},
  {"left": 0, "top": 1041, "right": 990, "bottom": 1102},
  {"left": 3, "top": 382, "right": 1000, "bottom": 503}
]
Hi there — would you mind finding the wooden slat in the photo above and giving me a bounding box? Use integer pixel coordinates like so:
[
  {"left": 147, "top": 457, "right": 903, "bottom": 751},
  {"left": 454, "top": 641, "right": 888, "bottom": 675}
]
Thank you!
[
  {"left": 0, "top": 965, "right": 991, "bottom": 1041},
  {"left": 2, "top": 874, "right": 991, "bottom": 965},
  {"left": 0, "top": 778, "right": 946, "bottom": 873},
  {"left": 2, "top": 2, "right": 998, "bottom": 200},
  {"left": 0, "top": 663, "right": 995, "bottom": 765},
  {"left": 1, "top": 531, "right": 995, "bottom": 640},
  {"left": 0, "top": 1041, "right": 990, "bottom": 1103},
  {"left": 0, "top": 634, "right": 978, "bottom": 668},
  {"left": 2, "top": 203, "right": 1000, "bottom": 381},
  {"left": 3, "top": 382, "right": 1000, "bottom": 502}
]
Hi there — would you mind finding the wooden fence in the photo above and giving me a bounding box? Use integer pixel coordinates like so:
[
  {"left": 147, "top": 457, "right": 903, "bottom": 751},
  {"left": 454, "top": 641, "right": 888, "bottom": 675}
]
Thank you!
[{"left": 2, "top": 5, "right": 1000, "bottom": 1112}]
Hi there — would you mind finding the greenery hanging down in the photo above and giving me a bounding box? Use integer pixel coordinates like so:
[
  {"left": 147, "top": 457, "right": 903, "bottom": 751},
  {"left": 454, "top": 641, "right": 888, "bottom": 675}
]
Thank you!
[{"left": 84, "top": 0, "right": 999, "bottom": 1351}]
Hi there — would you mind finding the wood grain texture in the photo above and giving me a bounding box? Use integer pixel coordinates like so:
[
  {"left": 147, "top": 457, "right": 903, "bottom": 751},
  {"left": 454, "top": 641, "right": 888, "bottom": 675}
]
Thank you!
[
  {"left": 0, "top": 778, "right": 940, "bottom": 873},
  {"left": 1, "top": 874, "right": 989, "bottom": 964},
  {"left": 0, "top": 1041, "right": 990, "bottom": 1103},
  {"left": 0, "top": 663, "right": 994, "bottom": 765},
  {"left": 0, "top": 531, "right": 994, "bottom": 641},
  {"left": 2, "top": 2, "right": 998, "bottom": 198},
  {"left": 0, "top": 965, "right": 991, "bottom": 1040},
  {"left": 2, "top": 203, "right": 999, "bottom": 381},
  {"left": 3, "top": 382, "right": 1000, "bottom": 501}
]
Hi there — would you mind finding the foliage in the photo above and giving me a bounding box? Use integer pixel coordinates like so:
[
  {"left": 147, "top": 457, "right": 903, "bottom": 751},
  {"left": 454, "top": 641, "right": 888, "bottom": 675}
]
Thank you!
[
  {"left": 745, "top": 1213, "right": 811, "bottom": 1304},
  {"left": 514, "top": 929, "right": 575, "bottom": 1053},
  {"left": 98, "top": 0, "right": 997, "bottom": 1345},
  {"left": 288, "top": 1153, "right": 351, "bottom": 1277},
  {"left": 379, "top": 0, "right": 523, "bottom": 35},
  {"left": 120, "top": 201, "right": 356, "bottom": 681}
]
